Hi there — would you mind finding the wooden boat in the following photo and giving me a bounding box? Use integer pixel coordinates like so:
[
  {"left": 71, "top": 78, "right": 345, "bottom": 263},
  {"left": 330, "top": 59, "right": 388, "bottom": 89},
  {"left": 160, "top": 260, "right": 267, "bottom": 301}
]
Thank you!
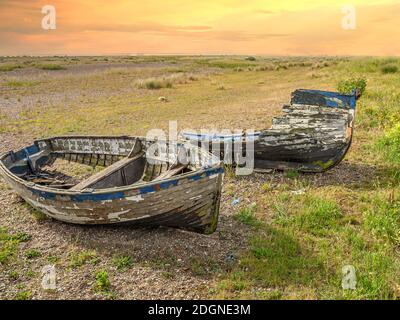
[
  {"left": 182, "top": 89, "right": 360, "bottom": 173},
  {"left": 0, "top": 136, "right": 224, "bottom": 234}
]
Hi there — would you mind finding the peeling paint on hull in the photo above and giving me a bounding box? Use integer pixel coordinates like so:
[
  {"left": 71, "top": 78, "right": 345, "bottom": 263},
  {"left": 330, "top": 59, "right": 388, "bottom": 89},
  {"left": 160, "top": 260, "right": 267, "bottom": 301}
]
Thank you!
[
  {"left": 182, "top": 89, "right": 359, "bottom": 173},
  {"left": 0, "top": 137, "right": 224, "bottom": 234}
]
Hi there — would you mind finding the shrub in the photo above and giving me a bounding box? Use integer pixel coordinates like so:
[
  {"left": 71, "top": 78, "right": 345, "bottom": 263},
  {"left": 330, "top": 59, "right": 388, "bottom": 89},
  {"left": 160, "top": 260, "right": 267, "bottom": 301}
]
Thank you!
[
  {"left": 381, "top": 64, "right": 398, "bottom": 74},
  {"left": 337, "top": 77, "right": 367, "bottom": 95},
  {"left": 137, "top": 78, "right": 173, "bottom": 90}
]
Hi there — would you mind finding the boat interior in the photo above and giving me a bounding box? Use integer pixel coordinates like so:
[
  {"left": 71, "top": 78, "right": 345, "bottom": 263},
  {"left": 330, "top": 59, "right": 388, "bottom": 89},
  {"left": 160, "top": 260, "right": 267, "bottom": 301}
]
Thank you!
[{"left": 0, "top": 137, "right": 205, "bottom": 190}]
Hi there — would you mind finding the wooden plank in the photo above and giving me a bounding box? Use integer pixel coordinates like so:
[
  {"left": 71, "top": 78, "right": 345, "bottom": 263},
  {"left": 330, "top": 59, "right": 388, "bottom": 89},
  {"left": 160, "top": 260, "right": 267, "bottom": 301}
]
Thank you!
[
  {"left": 70, "top": 152, "right": 144, "bottom": 191},
  {"left": 153, "top": 164, "right": 188, "bottom": 181}
]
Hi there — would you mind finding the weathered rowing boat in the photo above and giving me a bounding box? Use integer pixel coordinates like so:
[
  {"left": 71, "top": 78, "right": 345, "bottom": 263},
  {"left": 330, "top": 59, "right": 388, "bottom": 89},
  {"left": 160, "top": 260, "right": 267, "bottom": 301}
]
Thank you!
[
  {"left": 182, "top": 89, "right": 360, "bottom": 173},
  {"left": 0, "top": 136, "right": 224, "bottom": 234}
]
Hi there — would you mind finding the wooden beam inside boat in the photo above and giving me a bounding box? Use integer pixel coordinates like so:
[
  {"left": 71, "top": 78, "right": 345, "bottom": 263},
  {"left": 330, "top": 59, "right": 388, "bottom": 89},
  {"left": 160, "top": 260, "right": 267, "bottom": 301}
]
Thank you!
[
  {"left": 70, "top": 152, "right": 145, "bottom": 191},
  {"left": 153, "top": 163, "right": 188, "bottom": 181},
  {"left": 70, "top": 140, "right": 145, "bottom": 191}
]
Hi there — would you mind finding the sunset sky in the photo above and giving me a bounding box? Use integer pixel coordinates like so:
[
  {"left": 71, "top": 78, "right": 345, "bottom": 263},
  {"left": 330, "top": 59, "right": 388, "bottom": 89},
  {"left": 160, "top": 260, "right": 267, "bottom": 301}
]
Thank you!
[{"left": 0, "top": 0, "right": 399, "bottom": 56}]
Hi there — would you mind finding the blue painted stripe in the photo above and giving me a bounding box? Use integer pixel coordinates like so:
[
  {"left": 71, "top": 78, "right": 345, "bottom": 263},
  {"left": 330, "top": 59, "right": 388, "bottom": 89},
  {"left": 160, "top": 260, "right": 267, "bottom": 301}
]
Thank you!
[
  {"left": 24, "top": 144, "right": 40, "bottom": 155},
  {"left": 71, "top": 192, "right": 125, "bottom": 202},
  {"left": 27, "top": 166, "right": 224, "bottom": 202},
  {"left": 159, "top": 179, "right": 179, "bottom": 189},
  {"left": 30, "top": 189, "right": 56, "bottom": 200},
  {"left": 182, "top": 132, "right": 261, "bottom": 141},
  {"left": 298, "top": 89, "right": 356, "bottom": 109}
]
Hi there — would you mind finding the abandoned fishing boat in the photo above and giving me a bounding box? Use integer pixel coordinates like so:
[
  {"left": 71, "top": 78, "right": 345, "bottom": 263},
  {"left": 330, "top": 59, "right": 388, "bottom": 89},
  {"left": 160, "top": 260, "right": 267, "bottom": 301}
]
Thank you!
[
  {"left": 0, "top": 136, "right": 224, "bottom": 234},
  {"left": 182, "top": 89, "right": 360, "bottom": 173}
]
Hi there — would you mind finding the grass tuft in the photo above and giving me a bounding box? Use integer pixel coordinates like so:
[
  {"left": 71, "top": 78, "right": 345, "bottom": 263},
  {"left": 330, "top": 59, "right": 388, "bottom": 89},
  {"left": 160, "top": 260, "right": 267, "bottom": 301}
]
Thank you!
[
  {"left": 25, "top": 249, "right": 41, "bottom": 259},
  {"left": 69, "top": 250, "right": 99, "bottom": 268},
  {"left": 14, "top": 291, "right": 32, "bottom": 300},
  {"left": 113, "top": 255, "right": 133, "bottom": 271},
  {"left": 234, "top": 204, "right": 262, "bottom": 227},
  {"left": 94, "top": 270, "right": 111, "bottom": 292}
]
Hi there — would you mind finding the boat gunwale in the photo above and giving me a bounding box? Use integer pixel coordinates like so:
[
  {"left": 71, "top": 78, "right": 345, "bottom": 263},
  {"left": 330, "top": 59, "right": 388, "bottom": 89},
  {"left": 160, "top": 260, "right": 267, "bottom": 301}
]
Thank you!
[{"left": 0, "top": 135, "right": 224, "bottom": 198}]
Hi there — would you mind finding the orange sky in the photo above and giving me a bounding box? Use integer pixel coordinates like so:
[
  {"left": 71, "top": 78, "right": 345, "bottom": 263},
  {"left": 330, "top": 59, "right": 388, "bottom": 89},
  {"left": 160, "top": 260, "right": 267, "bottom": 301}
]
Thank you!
[{"left": 0, "top": 0, "right": 399, "bottom": 56}]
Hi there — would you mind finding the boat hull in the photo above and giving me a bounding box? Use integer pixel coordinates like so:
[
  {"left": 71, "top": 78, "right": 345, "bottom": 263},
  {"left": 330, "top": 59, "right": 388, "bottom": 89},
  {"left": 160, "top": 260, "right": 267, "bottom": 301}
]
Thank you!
[
  {"left": 182, "top": 89, "right": 357, "bottom": 173},
  {"left": 0, "top": 137, "right": 224, "bottom": 234}
]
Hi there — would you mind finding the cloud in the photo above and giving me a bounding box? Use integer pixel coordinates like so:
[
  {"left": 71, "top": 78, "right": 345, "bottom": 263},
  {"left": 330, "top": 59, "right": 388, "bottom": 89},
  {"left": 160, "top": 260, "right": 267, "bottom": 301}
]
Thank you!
[
  {"left": 81, "top": 23, "right": 213, "bottom": 33},
  {"left": 0, "top": 0, "right": 400, "bottom": 55}
]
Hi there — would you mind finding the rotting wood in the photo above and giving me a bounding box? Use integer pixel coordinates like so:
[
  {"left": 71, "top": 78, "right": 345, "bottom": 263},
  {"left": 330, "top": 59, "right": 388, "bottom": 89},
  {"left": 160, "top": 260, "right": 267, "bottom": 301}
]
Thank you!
[
  {"left": 181, "top": 89, "right": 359, "bottom": 172},
  {"left": 0, "top": 136, "right": 224, "bottom": 234},
  {"left": 153, "top": 163, "right": 188, "bottom": 181},
  {"left": 70, "top": 152, "right": 145, "bottom": 191}
]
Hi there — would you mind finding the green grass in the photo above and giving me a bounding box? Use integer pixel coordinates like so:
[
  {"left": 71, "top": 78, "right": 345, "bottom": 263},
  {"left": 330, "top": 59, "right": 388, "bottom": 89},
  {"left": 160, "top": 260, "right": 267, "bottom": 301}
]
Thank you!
[
  {"left": 0, "top": 239, "right": 19, "bottom": 264},
  {"left": 292, "top": 196, "right": 343, "bottom": 236},
  {"left": 284, "top": 169, "right": 300, "bottom": 179},
  {"left": 216, "top": 190, "right": 400, "bottom": 299},
  {"left": 14, "top": 291, "right": 32, "bottom": 300},
  {"left": 47, "top": 255, "right": 60, "bottom": 264},
  {"left": 113, "top": 255, "right": 133, "bottom": 271},
  {"left": 188, "top": 257, "right": 220, "bottom": 276},
  {"left": 9, "top": 271, "right": 19, "bottom": 280},
  {"left": 0, "top": 64, "right": 23, "bottom": 72},
  {"left": 69, "top": 250, "right": 99, "bottom": 268},
  {"left": 0, "top": 228, "right": 31, "bottom": 264},
  {"left": 234, "top": 204, "right": 262, "bottom": 228},
  {"left": 25, "top": 249, "right": 41, "bottom": 259},
  {"left": 94, "top": 270, "right": 111, "bottom": 292},
  {"left": 364, "top": 198, "right": 400, "bottom": 245},
  {"left": 378, "top": 123, "right": 400, "bottom": 163},
  {"left": 195, "top": 59, "right": 256, "bottom": 69},
  {"left": 381, "top": 64, "right": 398, "bottom": 74},
  {"left": 6, "top": 80, "right": 38, "bottom": 88}
]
